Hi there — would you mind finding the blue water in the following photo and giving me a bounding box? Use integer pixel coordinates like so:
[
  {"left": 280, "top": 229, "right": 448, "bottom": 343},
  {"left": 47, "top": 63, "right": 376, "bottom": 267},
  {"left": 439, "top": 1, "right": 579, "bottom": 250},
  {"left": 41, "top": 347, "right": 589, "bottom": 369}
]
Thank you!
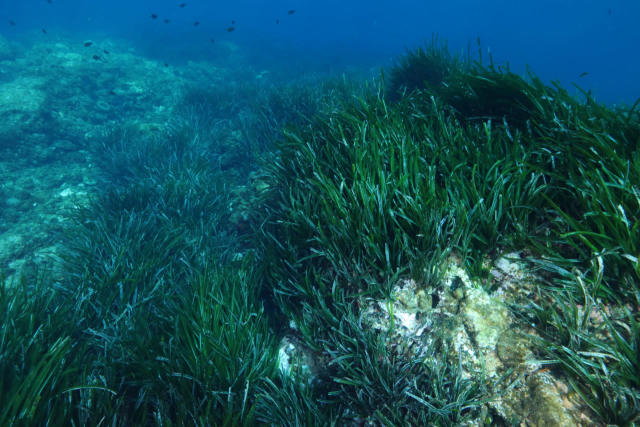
[{"left": 2, "top": 0, "right": 639, "bottom": 104}]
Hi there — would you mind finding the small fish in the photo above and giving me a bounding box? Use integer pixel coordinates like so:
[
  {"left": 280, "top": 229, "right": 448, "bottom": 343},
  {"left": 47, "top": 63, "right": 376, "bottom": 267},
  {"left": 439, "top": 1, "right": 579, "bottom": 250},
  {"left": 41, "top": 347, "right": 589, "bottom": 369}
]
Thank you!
[
  {"left": 164, "top": 18, "right": 170, "bottom": 23},
  {"left": 164, "top": 62, "right": 169, "bottom": 67},
  {"left": 92, "top": 55, "right": 101, "bottom": 61},
  {"left": 84, "top": 41, "right": 93, "bottom": 47},
  {"left": 287, "top": 9, "right": 295, "bottom": 15},
  {"left": 42, "top": 28, "right": 47, "bottom": 34},
  {"left": 579, "top": 72, "right": 589, "bottom": 78},
  {"left": 103, "top": 49, "right": 110, "bottom": 54},
  {"left": 47, "top": 0, "right": 52, "bottom": 3},
  {"left": 232, "top": 20, "right": 235, "bottom": 24},
  {"left": 276, "top": 18, "right": 279, "bottom": 24},
  {"left": 210, "top": 38, "right": 215, "bottom": 43},
  {"left": 151, "top": 13, "right": 158, "bottom": 19},
  {"left": 193, "top": 21, "right": 199, "bottom": 27},
  {"left": 227, "top": 26, "right": 235, "bottom": 32},
  {"left": 179, "top": 2, "right": 186, "bottom": 7},
  {"left": 9, "top": 20, "right": 16, "bottom": 26},
  {"left": 109, "top": 89, "right": 116, "bottom": 95}
]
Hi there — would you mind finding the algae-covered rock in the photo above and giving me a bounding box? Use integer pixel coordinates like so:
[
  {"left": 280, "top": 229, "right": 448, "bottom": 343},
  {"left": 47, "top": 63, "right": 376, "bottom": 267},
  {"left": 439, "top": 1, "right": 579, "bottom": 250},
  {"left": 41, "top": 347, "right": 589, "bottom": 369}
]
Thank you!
[
  {"left": 492, "top": 372, "right": 586, "bottom": 427},
  {"left": 356, "top": 254, "right": 586, "bottom": 426},
  {"left": 278, "top": 336, "right": 315, "bottom": 379},
  {"left": 459, "top": 286, "right": 512, "bottom": 376},
  {"left": 273, "top": 253, "right": 589, "bottom": 425}
]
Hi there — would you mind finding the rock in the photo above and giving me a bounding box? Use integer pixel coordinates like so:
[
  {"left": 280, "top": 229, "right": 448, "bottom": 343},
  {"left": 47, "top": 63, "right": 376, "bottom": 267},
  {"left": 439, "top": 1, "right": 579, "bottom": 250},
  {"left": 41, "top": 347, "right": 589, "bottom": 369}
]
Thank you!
[
  {"left": 356, "top": 254, "right": 586, "bottom": 425},
  {"left": 493, "top": 372, "right": 581, "bottom": 426}
]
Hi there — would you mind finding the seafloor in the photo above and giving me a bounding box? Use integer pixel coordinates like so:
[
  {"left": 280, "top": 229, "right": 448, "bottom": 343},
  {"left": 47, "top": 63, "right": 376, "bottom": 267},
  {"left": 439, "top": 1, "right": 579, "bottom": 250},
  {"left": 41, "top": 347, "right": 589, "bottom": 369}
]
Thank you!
[{"left": 1, "top": 32, "right": 638, "bottom": 426}]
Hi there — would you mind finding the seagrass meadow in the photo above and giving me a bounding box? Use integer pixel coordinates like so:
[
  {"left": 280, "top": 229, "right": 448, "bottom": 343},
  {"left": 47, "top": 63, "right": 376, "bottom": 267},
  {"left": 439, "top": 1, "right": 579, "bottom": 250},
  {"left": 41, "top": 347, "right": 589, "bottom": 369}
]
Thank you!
[{"left": 1, "top": 39, "right": 639, "bottom": 426}]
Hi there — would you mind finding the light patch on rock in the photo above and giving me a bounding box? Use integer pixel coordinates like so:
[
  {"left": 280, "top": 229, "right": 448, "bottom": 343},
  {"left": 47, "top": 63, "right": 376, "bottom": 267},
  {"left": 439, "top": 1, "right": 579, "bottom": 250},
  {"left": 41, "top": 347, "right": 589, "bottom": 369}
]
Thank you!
[
  {"left": 395, "top": 310, "right": 416, "bottom": 330},
  {"left": 278, "top": 339, "right": 296, "bottom": 375},
  {"left": 276, "top": 336, "right": 314, "bottom": 382},
  {"left": 59, "top": 187, "right": 74, "bottom": 198},
  {"left": 494, "top": 252, "right": 526, "bottom": 280}
]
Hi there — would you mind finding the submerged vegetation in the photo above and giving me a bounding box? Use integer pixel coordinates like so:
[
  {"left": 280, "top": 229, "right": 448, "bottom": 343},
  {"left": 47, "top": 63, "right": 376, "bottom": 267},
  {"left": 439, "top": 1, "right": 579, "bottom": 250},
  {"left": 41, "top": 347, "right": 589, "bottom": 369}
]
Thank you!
[{"left": 1, "top": 38, "right": 639, "bottom": 425}]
